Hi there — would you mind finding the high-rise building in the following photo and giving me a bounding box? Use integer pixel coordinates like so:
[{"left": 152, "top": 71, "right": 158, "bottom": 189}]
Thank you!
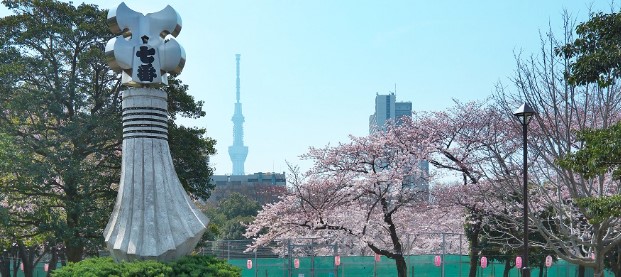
[
  {"left": 369, "top": 92, "right": 429, "bottom": 198},
  {"left": 228, "top": 54, "right": 248, "bottom": 175},
  {"left": 369, "top": 93, "right": 413, "bottom": 133}
]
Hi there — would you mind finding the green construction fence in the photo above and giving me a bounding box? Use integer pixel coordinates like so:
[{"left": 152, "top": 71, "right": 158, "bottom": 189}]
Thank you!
[{"left": 230, "top": 255, "right": 613, "bottom": 277}]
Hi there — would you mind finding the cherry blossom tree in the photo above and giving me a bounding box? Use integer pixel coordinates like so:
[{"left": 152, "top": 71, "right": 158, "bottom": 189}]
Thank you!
[
  {"left": 245, "top": 125, "right": 463, "bottom": 277},
  {"left": 245, "top": 99, "right": 525, "bottom": 277},
  {"left": 402, "top": 99, "right": 522, "bottom": 277}
]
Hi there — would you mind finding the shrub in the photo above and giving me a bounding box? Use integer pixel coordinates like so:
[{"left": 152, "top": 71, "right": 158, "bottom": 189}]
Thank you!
[
  {"left": 51, "top": 256, "right": 240, "bottom": 277},
  {"left": 52, "top": 257, "right": 171, "bottom": 277},
  {"left": 169, "top": 255, "right": 242, "bottom": 277},
  {"left": 52, "top": 257, "right": 123, "bottom": 277}
]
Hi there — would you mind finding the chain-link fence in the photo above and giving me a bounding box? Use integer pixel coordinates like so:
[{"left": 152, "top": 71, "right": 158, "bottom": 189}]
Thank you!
[
  {"left": 199, "top": 233, "right": 469, "bottom": 259},
  {"left": 198, "top": 237, "right": 613, "bottom": 277}
]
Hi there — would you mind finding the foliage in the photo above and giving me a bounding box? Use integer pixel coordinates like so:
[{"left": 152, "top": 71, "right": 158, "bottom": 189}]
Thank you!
[
  {"left": 557, "top": 123, "right": 621, "bottom": 180},
  {"left": 218, "top": 193, "right": 262, "bottom": 219},
  {"left": 556, "top": 12, "right": 621, "bottom": 87},
  {"left": 557, "top": 19, "right": 621, "bottom": 272},
  {"left": 169, "top": 123, "right": 217, "bottom": 201},
  {"left": 51, "top": 257, "right": 172, "bottom": 277},
  {"left": 0, "top": 0, "right": 216, "bottom": 263},
  {"left": 203, "top": 193, "right": 261, "bottom": 240},
  {"left": 553, "top": 9, "right": 621, "bottom": 275},
  {"left": 51, "top": 256, "right": 240, "bottom": 277},
  {"left": 168, "top": 255, "right": 241, "bottom": 277},
  {"left": 0, "top": 0, "right": 116, "bottom": 262},
  {"left": 558, "top": 118, "right": 621, "bottom": 226},
  {"left": 575, "top": 195, "right": 621, "bottom": 225}
]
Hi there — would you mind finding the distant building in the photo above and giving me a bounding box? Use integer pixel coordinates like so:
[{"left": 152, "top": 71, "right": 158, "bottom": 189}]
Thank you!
[
  {"left": 369, "top": 93, "right": 414, "bottom": 133},
  {"left": 228, "top": 54, "right": 248, "bottom": 175},
  {"left": 210, "top": 172, "right": 287, "bottom": 205},
  {"left": 369, "top": 92, "right": 429, "bottom": 198}
]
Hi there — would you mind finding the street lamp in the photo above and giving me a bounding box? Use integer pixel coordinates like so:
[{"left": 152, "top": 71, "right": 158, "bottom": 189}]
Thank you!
[{"left": 513, "top": 103, "right": 536, "bottom": 277}]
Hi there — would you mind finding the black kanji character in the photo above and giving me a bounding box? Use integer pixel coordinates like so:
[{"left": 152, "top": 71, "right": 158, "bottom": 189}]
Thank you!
[
  {"left": 137, "top": 64, "right": 157, "bottom": 82},
  {"left": 136, "top": 46, "right": 155, "bottom": 64}
]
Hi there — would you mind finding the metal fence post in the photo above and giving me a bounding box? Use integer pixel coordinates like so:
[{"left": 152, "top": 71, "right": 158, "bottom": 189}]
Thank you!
[
  {"left": 441, "top": 233, "right": 445, "bottom": 277},
  {"left": 374, "top": 256, "right": 377, "bottom": 277},
  {"left": 288, "top": 239, "right": 292, "bottom": 277},
  {"left": 459, "top": 234, "right": 463, "bottom": 277},
  {"left": 310, "top": 238, "right": 315, "bottom": 277},
  {"left": 254, "top": 248, "right": 258, "bottom": 277}
]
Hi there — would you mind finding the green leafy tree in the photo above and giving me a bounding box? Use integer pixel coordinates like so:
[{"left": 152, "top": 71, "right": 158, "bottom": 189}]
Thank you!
[
  {"left": 0, "top": 0, "right": 216, "bottom": 263},
  {"left": 0, "top": 130, "right": 58, "bottom": 277},
  {"left": 218, "top": 193, "right": 262, "bottom": 220},
  {"left": 556, "top": 9, "right": 621, "bottom": 276},
  {"left": 557, "top": 12, "right": 621, "bottom": 87},
  {"left": 558, "top": 124, "right": 621, "bottom": 181},
  {"left": 204, "top": 193, "right": 261, "bottom": 241}
]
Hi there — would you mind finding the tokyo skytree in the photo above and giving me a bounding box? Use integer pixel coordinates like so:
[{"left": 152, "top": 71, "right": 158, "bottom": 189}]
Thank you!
[{"left": 228, "top": 54, "right": 248, "bottom": 175}]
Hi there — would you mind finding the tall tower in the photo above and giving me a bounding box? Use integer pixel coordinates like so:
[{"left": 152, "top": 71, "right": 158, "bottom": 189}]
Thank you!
[{"left": 228, "top": 54, "right": 248, "bottom": 175}]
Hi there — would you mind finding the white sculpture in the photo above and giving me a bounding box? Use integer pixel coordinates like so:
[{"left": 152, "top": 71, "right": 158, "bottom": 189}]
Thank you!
[
  {"left": 103, "top": 2, "right": 208, "bottom": 262},
  {"left": 105, "top": 2, "right": 185, "bottom": 86}
]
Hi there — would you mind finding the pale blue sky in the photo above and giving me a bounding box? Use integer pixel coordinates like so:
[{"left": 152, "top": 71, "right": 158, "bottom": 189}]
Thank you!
[{"left": 0, "top": 1, "right": 614, "bottom": 175}]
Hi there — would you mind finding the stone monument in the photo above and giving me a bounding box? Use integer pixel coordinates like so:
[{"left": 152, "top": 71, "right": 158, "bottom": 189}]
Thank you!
[{"left": 102, "top": 2, "right": 208, "bottom": 262}]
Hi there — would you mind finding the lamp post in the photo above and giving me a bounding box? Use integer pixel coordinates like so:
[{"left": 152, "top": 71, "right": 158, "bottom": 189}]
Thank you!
[{"left": 513, "top": 103, "right": 536, "bottom": 277}]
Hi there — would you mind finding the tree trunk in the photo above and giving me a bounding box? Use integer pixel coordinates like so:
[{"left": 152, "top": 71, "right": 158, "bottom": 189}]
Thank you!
[
  {"left": 65, "top": 187, "right": 84, "bottom": 262},
  {"left": 379, "top": 197, "right": 407, "bottom": 277},
  {"left": 46, "top": 248, "right": 59, "bottom": 277},
  {"left": 60, "top": 251, "right": 67, "bottom": 267},
  {"left": 539, "top": 264, "right": 544, "bottom": 277},
  {"left": 503, "top": 258, "right": 512, "bottom": 277},
  {"left": 0, "top": 251, "right": 11, "bottom": 277},
  {"left": 18, "top": 243, "right": 34, "bottom": 277},
  {"left": 395, "top": 254, "right": 408, "bottom": 277},
  {"left": 594, "top": 267, "right": 604, "bottom": 277},
  {"left": 614, "top": 250, "right": 621, "bottom": 277},
  {"left": 578, "top": 265, "right": 585, "bottom": 277},
  {"left": 467, "top": 225, "right": 480, "bottom": 277},
  {"left": 65, "top": 245, "right": 83, "bottom": 263},
  {"left": 12, "top": 257, "right": 19, "bottom": 277},
  {"left": 0, "top": 260, "right": 8, "bottom": 277}
]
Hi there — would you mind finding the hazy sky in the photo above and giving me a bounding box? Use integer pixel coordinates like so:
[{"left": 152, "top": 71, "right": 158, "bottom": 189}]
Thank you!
[{"left": 0, "top": 1, "right": 614, "bottom": 175}]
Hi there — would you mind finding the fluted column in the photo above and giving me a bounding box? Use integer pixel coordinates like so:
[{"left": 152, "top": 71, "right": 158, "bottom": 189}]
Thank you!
[{"left": 104, "top": 88, "right": 208, "bottom": 262}]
